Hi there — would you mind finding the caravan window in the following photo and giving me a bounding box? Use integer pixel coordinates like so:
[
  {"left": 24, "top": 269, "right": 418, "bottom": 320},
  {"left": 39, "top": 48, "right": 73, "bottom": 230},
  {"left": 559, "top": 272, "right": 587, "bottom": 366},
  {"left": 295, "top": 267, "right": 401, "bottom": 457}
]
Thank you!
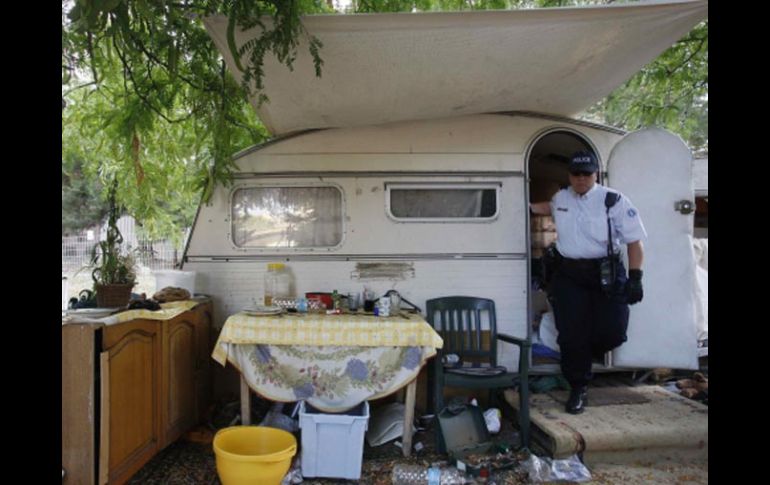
[
  {"left": 231, "top": 186, "right": 343, "bottom": 248},
  {"left": 386, "top": 183, "right": 500, "bottom": 221}
]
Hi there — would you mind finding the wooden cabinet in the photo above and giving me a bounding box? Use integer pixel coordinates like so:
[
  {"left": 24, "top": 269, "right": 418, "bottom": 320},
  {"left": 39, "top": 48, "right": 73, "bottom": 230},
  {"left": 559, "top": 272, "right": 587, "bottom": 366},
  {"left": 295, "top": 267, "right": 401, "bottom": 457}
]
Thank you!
[
  {"left": 100, "top": 320, "right": 162, "bottom": 485},
  {"left": 62, "top": 300, "right": 213, "bottom": 485},
  {"left": 160, "top": 315, "right": 196, "bottom": 448}
]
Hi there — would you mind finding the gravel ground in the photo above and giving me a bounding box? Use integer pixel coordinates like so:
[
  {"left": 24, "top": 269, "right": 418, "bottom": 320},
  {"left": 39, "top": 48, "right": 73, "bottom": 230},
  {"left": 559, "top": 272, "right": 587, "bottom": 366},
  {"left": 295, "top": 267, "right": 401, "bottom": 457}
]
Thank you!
[{"left": 128, "top": 375, "right": 707, "bottom": 484}]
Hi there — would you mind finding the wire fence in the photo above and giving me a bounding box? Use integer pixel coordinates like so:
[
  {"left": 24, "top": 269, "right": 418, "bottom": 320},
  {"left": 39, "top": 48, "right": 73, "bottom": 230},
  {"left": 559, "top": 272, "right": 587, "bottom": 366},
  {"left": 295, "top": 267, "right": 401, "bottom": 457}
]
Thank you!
[
  {"left": 62, "top": 217, "right": 190, "bottom": 301},
  {"left": 62, "top": 235, "right": 186, "bottom": 273}
]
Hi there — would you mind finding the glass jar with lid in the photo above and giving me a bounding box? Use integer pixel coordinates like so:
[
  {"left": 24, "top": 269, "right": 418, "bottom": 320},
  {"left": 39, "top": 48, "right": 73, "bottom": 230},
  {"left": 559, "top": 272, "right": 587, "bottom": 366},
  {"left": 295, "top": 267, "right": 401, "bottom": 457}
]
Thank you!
[{"left": 264, "top": 263, "right": 292, "bottom": 306}]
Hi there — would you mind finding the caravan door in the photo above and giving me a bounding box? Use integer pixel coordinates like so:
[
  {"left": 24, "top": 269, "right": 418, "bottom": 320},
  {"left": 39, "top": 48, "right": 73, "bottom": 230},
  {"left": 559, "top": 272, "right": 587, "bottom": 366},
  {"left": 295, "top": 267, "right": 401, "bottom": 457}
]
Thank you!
[{"left": 607, "top": 128, "right": 698, "bottom": 370}]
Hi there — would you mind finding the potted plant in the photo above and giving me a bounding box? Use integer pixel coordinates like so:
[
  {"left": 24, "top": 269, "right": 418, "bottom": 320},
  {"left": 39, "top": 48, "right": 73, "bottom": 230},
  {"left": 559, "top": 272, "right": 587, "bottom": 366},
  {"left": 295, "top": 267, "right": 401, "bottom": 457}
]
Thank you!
[{"left": 90, "top": 180, "right": 137, "bottom": 308}]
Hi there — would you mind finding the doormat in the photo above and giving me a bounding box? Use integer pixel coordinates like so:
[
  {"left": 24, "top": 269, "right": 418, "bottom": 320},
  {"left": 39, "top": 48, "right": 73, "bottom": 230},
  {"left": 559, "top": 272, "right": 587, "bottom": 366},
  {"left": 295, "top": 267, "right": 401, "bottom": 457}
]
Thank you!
[{"left": 547, "top": 387, "right": 651, "bottom": 406}]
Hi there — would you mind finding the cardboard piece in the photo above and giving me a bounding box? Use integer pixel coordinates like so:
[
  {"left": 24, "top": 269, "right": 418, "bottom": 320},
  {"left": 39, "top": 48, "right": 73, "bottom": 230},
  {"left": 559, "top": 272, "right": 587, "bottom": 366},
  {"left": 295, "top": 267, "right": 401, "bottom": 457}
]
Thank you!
[{"left": 366, "top": 402, "right": 415, "bottom": 447}]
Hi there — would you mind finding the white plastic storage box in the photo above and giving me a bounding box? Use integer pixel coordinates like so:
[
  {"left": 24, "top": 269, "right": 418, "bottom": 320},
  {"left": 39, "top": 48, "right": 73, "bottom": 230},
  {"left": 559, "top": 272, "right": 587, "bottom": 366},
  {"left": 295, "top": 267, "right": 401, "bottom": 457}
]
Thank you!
[
  {"left": 154, "top": 270, "right": 196, "bottom": 295},
  {"left": 299, "top": 401, "right": 369, "bottom": 480}
]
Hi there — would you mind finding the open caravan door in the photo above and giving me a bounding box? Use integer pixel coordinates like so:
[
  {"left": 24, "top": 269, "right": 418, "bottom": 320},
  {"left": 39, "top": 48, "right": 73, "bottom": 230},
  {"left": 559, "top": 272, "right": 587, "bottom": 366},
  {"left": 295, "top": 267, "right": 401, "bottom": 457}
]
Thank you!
[{"left": 607, "top": 128, "right": 698, "bottom": 370}]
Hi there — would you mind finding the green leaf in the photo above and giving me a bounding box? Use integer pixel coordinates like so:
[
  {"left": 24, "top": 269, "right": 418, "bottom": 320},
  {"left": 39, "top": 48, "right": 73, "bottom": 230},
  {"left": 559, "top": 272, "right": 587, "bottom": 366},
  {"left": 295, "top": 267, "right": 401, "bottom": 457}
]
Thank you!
[
  {"left": 68, "top": 4, "right": 82, "bottom": 22},
  {"left": 168, "top": 43, "right": 178, "bottom": 79},
  {"left": 102, "top": 0, "right": 124, "bottom": 12},
  {"left": 227, "top": 13, "right": 246, "bottom": 73}
]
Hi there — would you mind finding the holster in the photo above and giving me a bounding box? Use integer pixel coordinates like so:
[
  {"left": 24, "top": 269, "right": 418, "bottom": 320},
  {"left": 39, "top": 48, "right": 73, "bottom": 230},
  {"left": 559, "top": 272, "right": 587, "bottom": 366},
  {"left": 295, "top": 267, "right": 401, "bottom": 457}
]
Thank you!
[{"left": 541, "top": 243, "right": 562, "bottom": 290}]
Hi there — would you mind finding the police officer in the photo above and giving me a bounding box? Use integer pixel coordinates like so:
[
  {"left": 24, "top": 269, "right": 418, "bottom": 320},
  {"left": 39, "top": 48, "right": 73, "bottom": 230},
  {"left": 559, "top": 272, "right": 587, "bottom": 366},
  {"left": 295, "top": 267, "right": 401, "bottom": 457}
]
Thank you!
[{"left": 531, "top": 150, "right": 646, "bottom": 414}]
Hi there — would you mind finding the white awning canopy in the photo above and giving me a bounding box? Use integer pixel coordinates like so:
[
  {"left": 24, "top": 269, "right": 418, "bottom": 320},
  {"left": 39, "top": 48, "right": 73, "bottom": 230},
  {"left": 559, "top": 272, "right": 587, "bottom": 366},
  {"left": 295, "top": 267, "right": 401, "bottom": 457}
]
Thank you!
[{"left": 204, "top": 0, "right": 707, "bottom": 136}]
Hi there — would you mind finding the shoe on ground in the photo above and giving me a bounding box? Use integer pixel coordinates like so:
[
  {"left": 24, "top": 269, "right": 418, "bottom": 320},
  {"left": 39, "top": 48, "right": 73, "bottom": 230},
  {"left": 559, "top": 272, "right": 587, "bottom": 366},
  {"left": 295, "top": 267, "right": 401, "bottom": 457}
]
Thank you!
[{"left": 566, "top": 387, "right": 588, "bottom": 414}]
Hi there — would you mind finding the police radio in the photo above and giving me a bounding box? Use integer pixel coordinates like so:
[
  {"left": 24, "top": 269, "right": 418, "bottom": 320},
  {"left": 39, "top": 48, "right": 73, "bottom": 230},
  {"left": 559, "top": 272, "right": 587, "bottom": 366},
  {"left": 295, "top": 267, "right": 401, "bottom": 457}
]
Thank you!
[
  {"left": 601, "top": 192, "right": 621, "bottom": 294},
  {"left": 599, "top": 258, "right": 614, "bottom": 293}
]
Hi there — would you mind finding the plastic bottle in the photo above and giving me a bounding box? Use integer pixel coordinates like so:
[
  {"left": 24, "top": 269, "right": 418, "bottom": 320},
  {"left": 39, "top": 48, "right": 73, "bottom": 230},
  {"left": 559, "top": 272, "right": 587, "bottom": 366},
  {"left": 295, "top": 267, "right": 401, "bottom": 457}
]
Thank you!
[
  {"left": 332, "top": 289, "right": 341, "bottom": 310},
  {"left": 296, "top": 297, "right": 308, "bottom": 313},
  {"left": 264, "top": 263, "right": 292, "bottom": 306},
  {"left": 391, "top": 464, "right": 467, "bottom": 485}
]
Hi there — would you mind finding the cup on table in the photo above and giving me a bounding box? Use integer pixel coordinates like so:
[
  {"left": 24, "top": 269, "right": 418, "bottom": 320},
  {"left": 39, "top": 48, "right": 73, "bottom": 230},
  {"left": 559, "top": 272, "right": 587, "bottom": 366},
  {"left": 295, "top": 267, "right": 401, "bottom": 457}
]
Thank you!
[
  {"left": 347, "top": 292, "right": 360, "bottom": 311},
  {"left": 378, "top": 297, "right": 391, "bottom": 317},
  {"left": 389, "top": 292, "right": 401, "bottom": 313},
  {"left": 363, "top": 290, "right": 377, "bottom": 312},
  {"left": 296, "top": 297, "right": 308, "bottom": 313},
  {"left": 364, "top": 298, "right": 376, "bottom": 313}
]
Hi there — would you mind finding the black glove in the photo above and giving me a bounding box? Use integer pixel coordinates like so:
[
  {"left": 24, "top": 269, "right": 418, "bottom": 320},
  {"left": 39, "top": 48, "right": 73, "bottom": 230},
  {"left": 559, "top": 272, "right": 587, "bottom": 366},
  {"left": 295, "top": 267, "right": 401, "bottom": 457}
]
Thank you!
[{"left": 626, "top": 269, "right": 643, "bottom": 305}]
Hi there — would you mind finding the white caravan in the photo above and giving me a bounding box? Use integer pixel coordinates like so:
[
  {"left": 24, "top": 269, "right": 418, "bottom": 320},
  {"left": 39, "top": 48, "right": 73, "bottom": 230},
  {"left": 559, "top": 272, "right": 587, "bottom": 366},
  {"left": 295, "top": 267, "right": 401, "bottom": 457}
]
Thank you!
[{"left": 190, "top": 1, "right": 709, "bottom": 389}]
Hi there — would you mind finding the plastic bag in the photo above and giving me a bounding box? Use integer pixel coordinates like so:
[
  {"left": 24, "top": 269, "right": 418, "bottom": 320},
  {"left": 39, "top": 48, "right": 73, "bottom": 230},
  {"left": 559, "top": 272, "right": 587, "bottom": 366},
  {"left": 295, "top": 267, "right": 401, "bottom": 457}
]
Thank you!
[
  {"left": 281, "top": 456, "right": 303, "bottom": 484},
  {"left": 539, "top": 311, "right": 560, "bottom": 353},
  {"left": 483, "top": 408, "right": 501, "bottom": 434},
  {"left": 260, "top": 403, "right": 299, "bottom": 433},
  {"left": 521, "top": 453, "right": 592, "bottom": 483}
]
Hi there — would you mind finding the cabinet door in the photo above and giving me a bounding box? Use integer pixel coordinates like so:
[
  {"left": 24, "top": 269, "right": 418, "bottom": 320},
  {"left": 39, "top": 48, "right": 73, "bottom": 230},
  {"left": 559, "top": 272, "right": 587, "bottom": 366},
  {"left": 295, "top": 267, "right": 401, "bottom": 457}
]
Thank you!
[
  {"left": 161, "top": 316, "right": 196, "bottom": 448},
  {"left": 100, "top": 320, "right": 161, "bottom": 485},
  {"left": 194, "top": 302, "right": 213, "bottom": 423}
]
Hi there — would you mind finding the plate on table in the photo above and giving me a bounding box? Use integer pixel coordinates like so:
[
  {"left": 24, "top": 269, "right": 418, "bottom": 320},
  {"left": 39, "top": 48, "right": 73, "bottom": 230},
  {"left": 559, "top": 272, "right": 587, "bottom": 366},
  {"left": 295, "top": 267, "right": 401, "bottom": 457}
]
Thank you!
[{"left": 241, "top": 306, "right": 283, "bottom": 316}]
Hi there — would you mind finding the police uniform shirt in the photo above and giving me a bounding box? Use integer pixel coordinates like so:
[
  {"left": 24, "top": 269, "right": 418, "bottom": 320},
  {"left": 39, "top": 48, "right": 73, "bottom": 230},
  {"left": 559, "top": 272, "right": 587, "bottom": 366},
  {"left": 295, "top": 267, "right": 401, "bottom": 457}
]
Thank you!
[{"left": 550, "top": 183, "right": 647, "bottom": 260}]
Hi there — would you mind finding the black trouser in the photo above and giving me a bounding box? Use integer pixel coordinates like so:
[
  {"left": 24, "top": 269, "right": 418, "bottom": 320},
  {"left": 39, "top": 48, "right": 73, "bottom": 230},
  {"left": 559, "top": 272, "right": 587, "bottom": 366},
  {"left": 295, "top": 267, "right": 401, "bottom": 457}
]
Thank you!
[{"left": 547, "top": 257, "right": 629, "bottom": 388}]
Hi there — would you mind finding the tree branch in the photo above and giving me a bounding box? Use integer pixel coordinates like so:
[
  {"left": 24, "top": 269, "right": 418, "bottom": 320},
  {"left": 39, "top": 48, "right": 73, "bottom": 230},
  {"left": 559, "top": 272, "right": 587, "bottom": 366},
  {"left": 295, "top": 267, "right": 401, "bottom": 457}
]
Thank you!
[
  {"left": 63, "top": 81, "right": 99, "bottom": 98},
  {"left": 119, "top": 17, "right": 210, "bottom": 92},
  {"left": 113, "top": 37, "right": 189, "bottom": 124},
  {"left": 224, "top": 113, "right": 261, "bottom": 139},
  {"left": 666, "top": 37, "right": 707, "bottom": 76},
  {"left": 86, "top": 32, "right": 99, "bottom": 84}
]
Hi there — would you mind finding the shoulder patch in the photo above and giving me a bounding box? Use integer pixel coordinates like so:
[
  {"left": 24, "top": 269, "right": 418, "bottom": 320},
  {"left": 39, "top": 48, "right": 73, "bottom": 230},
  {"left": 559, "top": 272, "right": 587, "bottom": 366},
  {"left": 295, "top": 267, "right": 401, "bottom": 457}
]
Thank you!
[{"left": 627, "top": 208, "right": 637, "bottom": 217}]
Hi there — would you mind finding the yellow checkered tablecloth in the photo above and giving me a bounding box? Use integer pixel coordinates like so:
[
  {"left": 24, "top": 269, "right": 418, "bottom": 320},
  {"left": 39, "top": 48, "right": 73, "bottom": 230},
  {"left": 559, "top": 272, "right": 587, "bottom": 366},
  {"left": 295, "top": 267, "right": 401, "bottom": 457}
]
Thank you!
[
  {"left": 212, "top": 311, "right": 443, "bottom": 366},
  {"left": 63, "top": 300, "right": 202, "bottom": 325},
  {"left": 108, "top": 300, "right": 201, "bottom": 323}
]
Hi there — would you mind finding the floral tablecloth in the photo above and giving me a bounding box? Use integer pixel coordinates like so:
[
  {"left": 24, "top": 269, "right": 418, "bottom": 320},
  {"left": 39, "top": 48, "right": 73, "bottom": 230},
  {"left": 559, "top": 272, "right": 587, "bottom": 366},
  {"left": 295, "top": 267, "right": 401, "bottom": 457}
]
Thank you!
[{"left": 213, "top": 312, "right": 443, "bottom": 411}]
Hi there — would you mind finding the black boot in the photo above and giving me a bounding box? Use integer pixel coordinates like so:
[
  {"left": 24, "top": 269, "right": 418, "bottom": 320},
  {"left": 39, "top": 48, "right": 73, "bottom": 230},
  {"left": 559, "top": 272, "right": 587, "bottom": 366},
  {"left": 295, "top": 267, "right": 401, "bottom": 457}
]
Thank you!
[{"left": 565, "top": 386, "right": 588, "bottom": 414}]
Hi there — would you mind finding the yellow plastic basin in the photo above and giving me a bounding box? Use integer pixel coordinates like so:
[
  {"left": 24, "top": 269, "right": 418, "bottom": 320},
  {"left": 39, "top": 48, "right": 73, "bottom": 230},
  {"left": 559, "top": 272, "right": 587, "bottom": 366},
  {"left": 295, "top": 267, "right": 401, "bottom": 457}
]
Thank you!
[{"left": 213, "top": 426, "right": 297, "bottom": 485}]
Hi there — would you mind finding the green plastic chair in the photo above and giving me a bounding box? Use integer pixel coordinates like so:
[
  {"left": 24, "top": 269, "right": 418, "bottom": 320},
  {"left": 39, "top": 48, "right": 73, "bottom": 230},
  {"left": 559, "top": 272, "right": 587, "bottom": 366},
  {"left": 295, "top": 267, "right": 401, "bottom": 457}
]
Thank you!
[{"left": 426, "top": 296, "right": 530, "bottom": 449}]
